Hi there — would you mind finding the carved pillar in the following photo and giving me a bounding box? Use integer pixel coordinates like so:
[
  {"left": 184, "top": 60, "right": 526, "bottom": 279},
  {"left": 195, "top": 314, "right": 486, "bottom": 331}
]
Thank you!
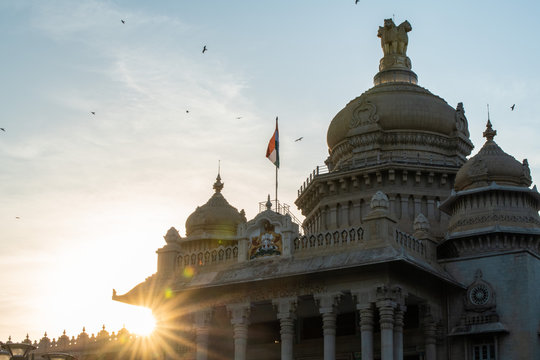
[
  {"left": 377, "top": 300, "right": 395, "bottom": 360},
  {"left": 421, "top": 304, "right": 437, "bottom": 360},
  {"left": 273, "top": 297, "right": 297, "bottom": 360},
  {"left": 424, "top": 318, "right": 437, "bottom": 360},
  {"left": 194, "top": 309, "right": 213, "bottom": 360},
  {"left": 315, "top": 293, "right": 342, "bottom": 360},
  {"left": 353, "top": 289, "right": 376, "bottom": 360},
  {"left": 227, "top": 302, "right": 251, "bottom": 360},
  {"left": 358, "top": 304, "right": 375, "bottom": 360},
  {"left": 393, "top": 304, "right": 406, "bottom": 360},
  {"left": 376, "top": 285, "right": 397, "bottom": 360}
]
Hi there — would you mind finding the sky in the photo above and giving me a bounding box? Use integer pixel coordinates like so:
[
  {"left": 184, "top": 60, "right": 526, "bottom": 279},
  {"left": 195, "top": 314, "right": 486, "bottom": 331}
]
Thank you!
[{"left": 1, "top": 0, "right": 539, "bottom": 343}]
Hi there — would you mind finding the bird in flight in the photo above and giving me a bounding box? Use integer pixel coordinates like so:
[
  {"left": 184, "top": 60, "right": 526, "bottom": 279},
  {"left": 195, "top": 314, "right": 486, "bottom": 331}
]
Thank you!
[
  {"left": 121, "top": 19, "right": 125, "bottom": 24},
  {"left": 355, "top": 0, "right": 359, "bottom": 3},
  {"left": 295, "top": 137, "right": 303, "bottom": 142},
  {"left": 0, "top": 128, "right": 5, "bottom": 132},
  {"left": 186, "top": 110, "right": 189, "bottom": 113},
  {"left": 511, "top": 104, "right": 515, "bottom": 111},
  {"left": 15, "top": 216, "right": 20, "bottom": 219},
  {"left": 202, "top": 45, "right": 207, "bottom": 54},
  {"left": 236, "top": 116, "right": 242, "bottom": 119},
  {"left": 91, "top": 112, "right": 95, "bottom": 115}
]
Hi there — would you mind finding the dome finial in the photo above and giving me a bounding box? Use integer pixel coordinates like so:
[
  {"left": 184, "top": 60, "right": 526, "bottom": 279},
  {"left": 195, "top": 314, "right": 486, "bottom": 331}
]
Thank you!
[
  {"left": 213, "top": 163, "right": 224, "bottom": 193},
  {"left": 483, "top": 105, "right": 497, "bottom": 141},
  {"left": 266, "top": 194, "right": 272, "bottom": 210},
  {"left": 374, "top": 19, "right": 417, "bottom": 85}
]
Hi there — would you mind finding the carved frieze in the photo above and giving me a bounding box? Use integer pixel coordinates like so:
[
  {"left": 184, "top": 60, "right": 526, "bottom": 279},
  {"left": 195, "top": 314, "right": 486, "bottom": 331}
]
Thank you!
[{"left": 448, "top": 214, "right": 540, "bottom": 232}]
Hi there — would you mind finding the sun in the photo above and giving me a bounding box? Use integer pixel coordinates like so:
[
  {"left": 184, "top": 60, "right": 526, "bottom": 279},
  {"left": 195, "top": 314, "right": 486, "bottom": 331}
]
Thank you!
[{"left": 124, "top": 306, "right": 157, "bottom": 336}]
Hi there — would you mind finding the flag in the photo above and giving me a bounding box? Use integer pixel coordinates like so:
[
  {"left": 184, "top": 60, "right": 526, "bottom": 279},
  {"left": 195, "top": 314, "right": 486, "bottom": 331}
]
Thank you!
[{"left": 266, "top": 117, "right": 279, "bottom": 168}]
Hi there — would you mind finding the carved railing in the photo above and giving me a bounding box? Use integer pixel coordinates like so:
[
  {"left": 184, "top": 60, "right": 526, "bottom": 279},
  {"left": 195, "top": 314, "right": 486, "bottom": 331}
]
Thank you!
[
  {"left": 297, "top": 154, "right": 461, "bottom": 197},
  {"left": 176, "top": 245, "right": 238, "bottom": 270},
  {"left": 293, "top": 227, "right": 364, "bottom": 252},
  {"left": 394, "top": 229, "right": 425, "bottom": 256},
  {"left": 257, "top": 199, "right": 304, "bottom": 235},
  {"left": 297, "top": 165, "right": 329, "bottom": 196}
]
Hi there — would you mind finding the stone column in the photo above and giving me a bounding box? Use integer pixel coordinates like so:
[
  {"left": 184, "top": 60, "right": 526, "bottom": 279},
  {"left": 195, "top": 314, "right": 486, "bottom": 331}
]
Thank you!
[
  {"left": 377, "top": 299, "right": 396, "bottom": 360},
  {"left": 420, "top": 303, "right": 438, "bottom": 360},
  {"left": 358, "top": 303, "right": 375, "bottom": 360},
  {"left": 194, "top": 308, "right": 213, "bottom": 360},
  {"left": 227, "top": 302, "right": 251, "bottom": 360},
  {"left": 315, "top": 292, "right": 342, "bottom": 360},
  {"left": 393, "top": 304, "right": 406, "bottom": 360},
  {"left": 273, "top": 297, "right": 297, "bottom": 360},
  {"left": 424, "top": 318, "right": 437, "bottom": 360}
]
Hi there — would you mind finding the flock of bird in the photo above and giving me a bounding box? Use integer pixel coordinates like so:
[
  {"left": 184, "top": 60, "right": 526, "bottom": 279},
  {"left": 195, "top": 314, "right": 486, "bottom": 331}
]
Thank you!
[{"left": 1, "top": 16, "right": 521, "bottom": 224}]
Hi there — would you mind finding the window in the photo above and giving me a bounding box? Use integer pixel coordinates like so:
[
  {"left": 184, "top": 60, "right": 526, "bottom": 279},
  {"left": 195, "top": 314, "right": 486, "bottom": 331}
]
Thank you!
[{"left": 472, "top": 343, "right": 495, "bottom": 360}]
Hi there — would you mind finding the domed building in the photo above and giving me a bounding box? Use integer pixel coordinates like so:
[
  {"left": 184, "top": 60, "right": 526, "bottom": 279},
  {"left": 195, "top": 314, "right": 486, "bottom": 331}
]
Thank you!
[{"left": 114, "top": 19, "right": 540, "bottom": 360}]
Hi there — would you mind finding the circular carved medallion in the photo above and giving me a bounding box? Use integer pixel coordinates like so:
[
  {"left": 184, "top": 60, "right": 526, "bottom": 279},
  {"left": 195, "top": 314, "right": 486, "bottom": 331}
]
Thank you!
[{"left": 469, "top": 284, "right": 490, "bottom": 305}]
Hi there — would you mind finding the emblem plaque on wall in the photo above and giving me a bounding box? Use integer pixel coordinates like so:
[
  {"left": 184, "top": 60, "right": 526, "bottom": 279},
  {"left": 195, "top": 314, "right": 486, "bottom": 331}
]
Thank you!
[{"left": 249, "top": 221, "right": 282, "bottom": 259}]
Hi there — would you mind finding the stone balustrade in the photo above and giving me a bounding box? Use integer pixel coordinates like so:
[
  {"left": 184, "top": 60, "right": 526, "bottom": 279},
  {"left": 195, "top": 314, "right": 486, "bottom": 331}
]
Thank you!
[
  {"left": 293, "top": 227, "right": 364, "bottom": 252},
  {"left": 394, "top": 229, "right": 426, "bottom": 256},
  {"left": 176, "top": 244, "right": 239, "bottom": 271}
]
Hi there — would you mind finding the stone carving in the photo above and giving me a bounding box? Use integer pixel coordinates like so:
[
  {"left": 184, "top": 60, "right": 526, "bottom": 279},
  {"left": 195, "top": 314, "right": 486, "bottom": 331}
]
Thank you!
[
  {"left": 378, "top": 19, "right": 412, "bottom": 56},
  {"left": 249, "top": 220, "right": 282, "bottom": 259},
  {"left": 467, "top": 158, "right": 488, "bottom": 177},
  {"left": 454, "top": 102, "right": 470, "bottom": 137},
  {"left": 522, "top": 159, "right": 532, "bottom": 182},
  {"left": 370, "top": 190, "right": 389, "bottom": 210},
  {"left": 463, "top": 270, "right": 497, "bottom": 321},
  {"left": 350, "top": 100, "right": 379, "bottom": 128},
  {"left": 414, "top": 213, "right": 430, "bottom": 233}
]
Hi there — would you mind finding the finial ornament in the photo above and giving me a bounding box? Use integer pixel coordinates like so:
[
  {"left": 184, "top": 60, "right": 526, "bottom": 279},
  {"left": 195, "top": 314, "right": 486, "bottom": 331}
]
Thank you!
[
  {"left": 213, "top": 172, "right": 224, "bottom": 193},
  {"left": 266, "top": 194, "right": 272, "bottom": 210},
  {"left": 483, "top": 119, "right": 497, "bottom": 141},
  {"left": 374, "top": 19, "right": 417, "bottom": 85}
]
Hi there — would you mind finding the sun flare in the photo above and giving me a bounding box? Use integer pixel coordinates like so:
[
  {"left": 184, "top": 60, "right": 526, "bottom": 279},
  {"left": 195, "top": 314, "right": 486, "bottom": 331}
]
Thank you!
[{"left": 124, "top": 306, "right": 157, "bottom": 336}]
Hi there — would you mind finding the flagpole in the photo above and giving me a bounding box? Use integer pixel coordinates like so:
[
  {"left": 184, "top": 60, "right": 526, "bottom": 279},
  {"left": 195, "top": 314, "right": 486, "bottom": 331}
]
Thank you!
[{"left": 275, "top": 166, "right": 278, "bottom": 210}]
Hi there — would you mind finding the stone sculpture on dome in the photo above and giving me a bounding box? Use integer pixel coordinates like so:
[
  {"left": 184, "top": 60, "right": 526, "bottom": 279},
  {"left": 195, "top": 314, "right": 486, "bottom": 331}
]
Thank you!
[{"left": 377, "top": 19, "right": 412, "bottom": 56}]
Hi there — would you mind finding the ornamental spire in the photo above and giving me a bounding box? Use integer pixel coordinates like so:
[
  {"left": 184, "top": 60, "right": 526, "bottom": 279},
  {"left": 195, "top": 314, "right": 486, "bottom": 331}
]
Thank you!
[
  {"left": 483, "top": 105, "right": 497, "bottom": 141},
  {"left": 213, "top": 172, "right": 224, "bottom": 193}
]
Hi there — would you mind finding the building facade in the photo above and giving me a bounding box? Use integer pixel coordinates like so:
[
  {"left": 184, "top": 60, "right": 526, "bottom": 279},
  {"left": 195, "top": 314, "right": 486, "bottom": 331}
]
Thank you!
[{"left": 114, "top": 19, "right": 540, "bottom": 360}]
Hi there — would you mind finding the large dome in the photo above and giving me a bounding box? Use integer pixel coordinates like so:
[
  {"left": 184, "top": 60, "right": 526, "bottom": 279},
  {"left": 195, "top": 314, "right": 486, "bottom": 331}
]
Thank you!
[
  {"left": 454, "top": 121, "right": 532, "bottom": 191},
  {"left": 327, "top": 83, "right": 460, "bottom": 150},
  {"left": 325, "top": 19, "right": 472, "bottom": 171},
  {"left": 185, "top": 174, "right": 246, "bottom": 237}
]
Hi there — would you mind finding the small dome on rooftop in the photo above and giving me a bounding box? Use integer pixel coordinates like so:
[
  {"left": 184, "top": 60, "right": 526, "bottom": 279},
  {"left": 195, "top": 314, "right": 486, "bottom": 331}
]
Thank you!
[
  {"left": 185, "top": 173, "right": 246, "bottom": 237},
  {"left": 454, "top": 120, "right": 532, "bottom": 191}
]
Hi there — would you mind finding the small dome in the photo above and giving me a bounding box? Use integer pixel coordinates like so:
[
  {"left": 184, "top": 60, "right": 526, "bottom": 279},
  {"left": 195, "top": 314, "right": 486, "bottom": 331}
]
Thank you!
[
  {"left": 185, "top": 174, "right": 246, "bottom": 237},
  {"left": 455, "top": 121, "right": 532, "bottom": 191}
]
